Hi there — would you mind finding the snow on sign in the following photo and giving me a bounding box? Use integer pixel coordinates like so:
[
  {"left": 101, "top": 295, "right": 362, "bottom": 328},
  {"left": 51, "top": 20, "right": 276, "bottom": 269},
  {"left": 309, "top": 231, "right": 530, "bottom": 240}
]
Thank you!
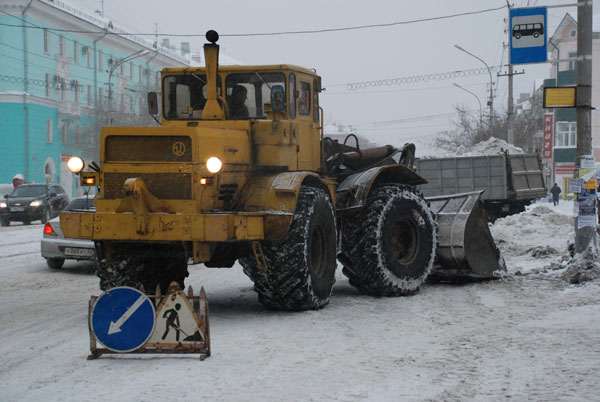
[
  {"left": 510, "top": 7, "right": 547, "bottom": 64},
  {"left": 90, "top": 287, "right": 156, "bottom": 353}
]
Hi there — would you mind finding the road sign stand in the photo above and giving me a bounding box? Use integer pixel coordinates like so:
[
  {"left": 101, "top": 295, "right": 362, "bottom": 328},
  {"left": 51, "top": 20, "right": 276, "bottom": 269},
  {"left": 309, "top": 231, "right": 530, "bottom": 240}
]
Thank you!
[{"left": 88, "top": 283, "right": 210, "bottom": 360}]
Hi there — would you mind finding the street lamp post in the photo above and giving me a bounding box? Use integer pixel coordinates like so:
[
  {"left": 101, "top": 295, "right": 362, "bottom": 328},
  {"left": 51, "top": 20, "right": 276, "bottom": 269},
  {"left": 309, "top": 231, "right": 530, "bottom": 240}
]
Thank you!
[
  {"left": 453, "top": 83, "right": 483, "bottom": 128},
  {"left": 108, "top": 49, "right": 149, "bottom": 123},
  {"left": 454, "top": 44, "right": 494, "bottom": 130}
]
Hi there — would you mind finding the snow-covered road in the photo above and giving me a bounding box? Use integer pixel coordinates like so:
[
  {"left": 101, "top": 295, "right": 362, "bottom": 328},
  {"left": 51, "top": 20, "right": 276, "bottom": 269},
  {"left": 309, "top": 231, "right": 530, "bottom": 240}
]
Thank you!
[{"left": 1, "top": 203, "right": 599, "bottom": 402}]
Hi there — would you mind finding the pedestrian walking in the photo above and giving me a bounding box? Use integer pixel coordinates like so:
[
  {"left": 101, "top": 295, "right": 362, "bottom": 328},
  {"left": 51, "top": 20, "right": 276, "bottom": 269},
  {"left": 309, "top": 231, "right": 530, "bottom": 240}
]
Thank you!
[{"left": 550, "top": 183, "right": 562, "bottom": 206}]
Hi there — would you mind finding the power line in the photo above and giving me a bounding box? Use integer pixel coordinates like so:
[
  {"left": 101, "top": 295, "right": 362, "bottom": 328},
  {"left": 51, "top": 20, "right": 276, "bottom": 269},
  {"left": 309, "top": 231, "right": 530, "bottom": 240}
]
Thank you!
[
  {"left": 346, "top": 67, "right": 500, "bottom": 90},
  {"left": 0, "top": 5, "right": 506, "bottom": 38}
]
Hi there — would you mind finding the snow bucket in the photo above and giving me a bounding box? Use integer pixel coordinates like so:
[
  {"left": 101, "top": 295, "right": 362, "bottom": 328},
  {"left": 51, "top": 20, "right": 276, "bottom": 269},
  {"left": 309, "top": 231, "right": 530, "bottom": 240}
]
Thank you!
[{"left": 426, "top": 191, "right": 506, "bottom": 281}]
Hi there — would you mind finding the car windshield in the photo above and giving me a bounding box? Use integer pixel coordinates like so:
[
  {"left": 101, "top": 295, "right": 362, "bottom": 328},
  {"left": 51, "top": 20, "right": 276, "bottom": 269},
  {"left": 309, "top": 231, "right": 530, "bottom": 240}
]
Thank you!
[
  {"left": 11, "top": 185, "right": 46, "bottom": 197},
  {"left": 65, "top": 197, "right": 95, "bottom": 211}
]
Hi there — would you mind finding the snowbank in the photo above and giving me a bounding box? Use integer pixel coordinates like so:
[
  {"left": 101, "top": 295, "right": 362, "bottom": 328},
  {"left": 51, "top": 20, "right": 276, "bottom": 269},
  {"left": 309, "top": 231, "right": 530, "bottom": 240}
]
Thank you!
[
  {"left": 454, "top": 137, "right": 524, "bottom": 156},
  {"left": 490, "top": 200, "right": 600, "bottom": 284}
]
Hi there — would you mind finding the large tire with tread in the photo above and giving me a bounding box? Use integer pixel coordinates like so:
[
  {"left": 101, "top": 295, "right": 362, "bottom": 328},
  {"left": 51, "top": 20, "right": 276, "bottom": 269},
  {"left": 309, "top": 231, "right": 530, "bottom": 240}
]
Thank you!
[
  {"left": 47, "top": 257, "right": 65, "bottom": 269},
  {"left": 339, "top": 184, "right": 436, "bottom": 296},
  {"left": 95, "top": 242, "right": 189, "bottom": 293},
  {"left": 240, "top": 186, "right": 337, "bottom": 311},
  {"left": 0, "top": 217, "right": 9, "bottom": 227}
]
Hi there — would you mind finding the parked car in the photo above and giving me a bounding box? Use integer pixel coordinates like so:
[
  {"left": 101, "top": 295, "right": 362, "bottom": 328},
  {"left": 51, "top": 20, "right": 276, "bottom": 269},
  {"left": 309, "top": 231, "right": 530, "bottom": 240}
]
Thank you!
[
  {"left": 1, "top": 183, "right": 69, "bottom": 226},
  {"left": 41, "top": 195, "right": 96, "bottom": 269}
]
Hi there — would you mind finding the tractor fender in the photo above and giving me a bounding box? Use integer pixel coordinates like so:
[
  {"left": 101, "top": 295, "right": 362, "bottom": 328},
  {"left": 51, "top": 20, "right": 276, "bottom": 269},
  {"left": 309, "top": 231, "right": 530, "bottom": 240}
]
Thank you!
[
  {"left": 335, "top": 164, "right": 427, "bottom": 210},
  {"left": 240, "top": 171, "right": 333, "bottom": 239}
]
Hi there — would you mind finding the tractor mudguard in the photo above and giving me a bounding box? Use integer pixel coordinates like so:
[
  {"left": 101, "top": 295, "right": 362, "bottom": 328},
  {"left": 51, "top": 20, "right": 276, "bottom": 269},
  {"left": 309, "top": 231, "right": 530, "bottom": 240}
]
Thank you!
[
  {"left": 239, "top": 171, "right": 334, "bottom": 239},
  {"left": 335, "top": 164, "right": 426, "bottom": 210}
]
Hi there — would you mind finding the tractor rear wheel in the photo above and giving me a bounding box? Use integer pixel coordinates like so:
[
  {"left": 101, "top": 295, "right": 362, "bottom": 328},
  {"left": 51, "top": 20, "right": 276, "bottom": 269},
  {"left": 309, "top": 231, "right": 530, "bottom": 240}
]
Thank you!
[
  {"left": 95, "top": 242, "right": 189, "bottom": 293},
  {"left": 339, "top": 184, "right": 436, "bottom": 296},
  {"left": 240, "top": 186, "right": 337, "bottom": 311}
]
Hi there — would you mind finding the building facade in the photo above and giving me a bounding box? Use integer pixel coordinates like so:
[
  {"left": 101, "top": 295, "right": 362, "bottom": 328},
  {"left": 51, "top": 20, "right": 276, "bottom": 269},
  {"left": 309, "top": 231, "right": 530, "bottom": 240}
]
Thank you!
[
  {"left": 546, "top": 13, "right": 600, "bottom": 192},
  {"left": 0, "top": 0, "right": 191, "bottom": 196}
]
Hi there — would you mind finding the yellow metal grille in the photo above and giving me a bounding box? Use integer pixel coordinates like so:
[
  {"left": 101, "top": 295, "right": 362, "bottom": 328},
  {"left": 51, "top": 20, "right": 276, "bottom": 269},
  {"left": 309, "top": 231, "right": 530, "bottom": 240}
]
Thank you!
[
  {"left": 104, "top": 173, "right": 192, "bottom": 199},
  {"left": 105, "top": 136, "right": 192, "bottom": 162}
]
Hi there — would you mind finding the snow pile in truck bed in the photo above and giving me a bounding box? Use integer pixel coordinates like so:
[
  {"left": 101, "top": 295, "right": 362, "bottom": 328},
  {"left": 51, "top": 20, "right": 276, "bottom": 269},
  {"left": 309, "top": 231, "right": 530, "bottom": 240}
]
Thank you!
[{"left": 454, "top": 137, "right": 525, "bottom": 156}]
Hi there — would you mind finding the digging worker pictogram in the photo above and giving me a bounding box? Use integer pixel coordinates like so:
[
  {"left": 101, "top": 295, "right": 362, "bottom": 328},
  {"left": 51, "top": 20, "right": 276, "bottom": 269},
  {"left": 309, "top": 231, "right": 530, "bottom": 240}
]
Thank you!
[{"left": 162, "top": 303, "right": 182, "bottom": 341}]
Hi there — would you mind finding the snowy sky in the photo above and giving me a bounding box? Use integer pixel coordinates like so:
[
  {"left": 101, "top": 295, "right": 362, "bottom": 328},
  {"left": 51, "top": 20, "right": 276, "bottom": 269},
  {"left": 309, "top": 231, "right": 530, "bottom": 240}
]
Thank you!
[{"left": 68, "top": 0, "right": 599, "bottom": 151}]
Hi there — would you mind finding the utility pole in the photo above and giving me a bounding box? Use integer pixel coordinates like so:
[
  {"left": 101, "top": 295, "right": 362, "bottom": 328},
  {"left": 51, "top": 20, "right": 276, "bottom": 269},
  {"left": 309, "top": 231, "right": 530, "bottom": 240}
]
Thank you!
[{"left": 574, "top": 0, "right": 594, "bottom": 253}]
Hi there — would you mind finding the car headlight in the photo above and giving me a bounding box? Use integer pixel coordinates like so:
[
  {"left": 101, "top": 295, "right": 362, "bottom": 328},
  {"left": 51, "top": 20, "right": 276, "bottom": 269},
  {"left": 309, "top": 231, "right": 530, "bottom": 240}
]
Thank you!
[
  {"left": 68, "top": 156, "right": 85, "bottom": 174},
  {"left": 0, "top": 202, "right": 6, "bottom": 208},
  {"left": 30, "top": 200, "right": 43, "bottom": 207},
  {"left": 206, "top": 157, "right": 222, "bottom": 173}
]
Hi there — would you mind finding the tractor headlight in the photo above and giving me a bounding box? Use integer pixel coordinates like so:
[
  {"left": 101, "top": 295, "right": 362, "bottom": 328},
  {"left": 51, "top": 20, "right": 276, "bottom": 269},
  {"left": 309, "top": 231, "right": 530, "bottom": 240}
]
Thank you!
[
  {"left": 30, "top": 200, "right": 42, "bottom": 207},
  {"left": 67, "top": 156, "right": 85, "bottom": 174},
  {"left": 0, "top": 201, "right": 6, "bottom": 208},
  {"left": 206, "top": 157, "right": 222, "bottom": 173}
]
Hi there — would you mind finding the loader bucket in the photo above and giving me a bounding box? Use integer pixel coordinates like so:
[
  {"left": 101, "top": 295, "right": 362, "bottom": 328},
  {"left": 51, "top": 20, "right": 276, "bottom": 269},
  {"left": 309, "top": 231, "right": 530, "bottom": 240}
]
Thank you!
[{"left": 426, "top": 191, "right": 506, "bottom": 281}]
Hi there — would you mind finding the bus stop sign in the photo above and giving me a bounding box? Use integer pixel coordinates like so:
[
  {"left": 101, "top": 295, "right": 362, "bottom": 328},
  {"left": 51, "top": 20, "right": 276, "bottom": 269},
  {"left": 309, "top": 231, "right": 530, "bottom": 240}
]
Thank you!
[{"left": 510, "top": 7, "right": 547, "bottom": 64}]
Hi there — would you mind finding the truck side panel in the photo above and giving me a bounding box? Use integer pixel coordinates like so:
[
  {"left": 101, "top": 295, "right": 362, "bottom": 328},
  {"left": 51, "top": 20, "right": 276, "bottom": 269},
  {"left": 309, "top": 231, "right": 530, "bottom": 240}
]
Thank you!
[{"left": 416, "top": 155, "right": 508, "bottom": 200}]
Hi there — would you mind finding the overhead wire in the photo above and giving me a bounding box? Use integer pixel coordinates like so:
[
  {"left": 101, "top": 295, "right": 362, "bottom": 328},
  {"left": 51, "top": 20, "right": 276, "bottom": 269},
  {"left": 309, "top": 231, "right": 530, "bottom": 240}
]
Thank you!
[{"left": 0, "top": 5, "right": 507, "bottom": 38}]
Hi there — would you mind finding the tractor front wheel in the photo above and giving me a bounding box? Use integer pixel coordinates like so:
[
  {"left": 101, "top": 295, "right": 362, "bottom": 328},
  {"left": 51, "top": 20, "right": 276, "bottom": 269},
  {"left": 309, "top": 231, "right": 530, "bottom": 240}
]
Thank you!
[
  {"left": 240, "top": 186, "right": 337, "bottom": 311},
  {"left": 339, "top": 184, "right": 436, "bottom": 296}
]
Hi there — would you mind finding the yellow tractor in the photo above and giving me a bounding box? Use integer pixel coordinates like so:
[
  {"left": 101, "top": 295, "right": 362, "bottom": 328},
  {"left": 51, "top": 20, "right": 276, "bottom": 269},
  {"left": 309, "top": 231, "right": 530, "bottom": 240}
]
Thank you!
[{"left": 62, "top": 31, "right": 503, "bottom": 311}]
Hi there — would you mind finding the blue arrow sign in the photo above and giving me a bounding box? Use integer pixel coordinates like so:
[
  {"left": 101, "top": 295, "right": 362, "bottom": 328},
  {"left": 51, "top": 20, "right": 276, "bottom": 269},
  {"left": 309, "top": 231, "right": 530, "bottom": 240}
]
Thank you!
[
  {"left": 91, "top": 287, "right": 156, "bottom": 352},
  {"left": 510, "top": 7, "right": 547, "bottom": 64}
]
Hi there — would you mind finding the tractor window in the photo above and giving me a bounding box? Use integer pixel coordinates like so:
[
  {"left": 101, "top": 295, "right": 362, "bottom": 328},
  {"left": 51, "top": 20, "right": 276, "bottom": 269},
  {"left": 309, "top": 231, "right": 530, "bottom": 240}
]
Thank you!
[
  {"left": 226, "top": 73, "right": 286, "bottom": 119},
  {"left": 163, "top": 74, "right": 222, "bottom": 120},
  {"left": 298, "top": 81, "right": 311, "bottom": 116},
  {"left": 289, "top": 73, "right": 296, "bottom": 119},
  {"left": 313, "top": 78, "right": 319, "bottom": 123}
]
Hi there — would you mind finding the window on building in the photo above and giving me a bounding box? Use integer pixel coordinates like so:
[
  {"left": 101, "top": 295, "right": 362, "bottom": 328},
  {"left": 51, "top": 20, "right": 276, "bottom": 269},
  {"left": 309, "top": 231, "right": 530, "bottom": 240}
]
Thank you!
[
  {"left": 120, "top": 62, "right": 124, "bottom": 75},
  {"left": 76, "top": 124, "right": 81, "bottom": 147},
  {"left": 98, "top": 87, "right": 104, "bottom": 110},
  {"left": 87, "top": 85, "right": 92, "bottom": 105},
  {"left": 74, "top": 81, "right": 80, "bottom": 104},
  {"left": 61, "top": 124, "right": 67, "bottom": 145},
  {"left": 59, "top": 35, "right": 65, "bottom": 56},
  {"left": 46, "top": 119, "right": 53, "bottom": 143},
  {"left": 86, "top": 47, "right": 92, "bottom": 68},
  {"left": 98, "top": 50, "right": 103, "bottom": 70},
  {"left": 74, "top": 41, "right": 79, "bottom": 63},
  {"left": 130, "top": 63, "right": 134, "bottom": 79},
  {"left": 44, "top": 29, "right": 50, "bottom": 55},
  {"left": 555, "top": 121, "right": 576, "bottom": 147},
  {"left": 139, "top": 65, "right": 143, "bottom": 82},
  {"left": 45, "top": 73, "right": 50, "bottom": 98},
  {"left": 129, "top": 95, "right": 134, "bottom": 114},
  {"left": 569, "top": 52, "right": 577, "bottom": 71}
]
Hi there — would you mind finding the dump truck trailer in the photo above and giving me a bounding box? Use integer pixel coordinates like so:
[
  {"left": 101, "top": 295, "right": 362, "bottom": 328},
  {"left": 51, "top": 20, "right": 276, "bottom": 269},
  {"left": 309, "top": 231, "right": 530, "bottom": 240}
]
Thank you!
[
  {"left": 62, "top": 31, "right": 504, "bottom": 312},
  {"left": 415, "top": 153, "right": 547, "bottom": 221}
]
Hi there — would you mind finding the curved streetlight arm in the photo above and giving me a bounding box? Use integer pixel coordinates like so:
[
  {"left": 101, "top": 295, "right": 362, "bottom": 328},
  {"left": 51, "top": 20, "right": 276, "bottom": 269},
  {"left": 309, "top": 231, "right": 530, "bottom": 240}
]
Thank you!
[
  {"left": 453, "top": 83, "right": 483, "bottom": 127},
  {"left": 454, "top": 44, "right": 494, "bottom": 127},
  {"left": 108, "top": 49, "right": 150, "bottom": 98}
]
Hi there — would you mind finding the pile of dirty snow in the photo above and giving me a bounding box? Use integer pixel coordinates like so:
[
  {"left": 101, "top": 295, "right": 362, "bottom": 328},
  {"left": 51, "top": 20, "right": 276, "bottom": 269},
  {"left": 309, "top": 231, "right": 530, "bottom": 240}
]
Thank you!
[
  {"left": 454, "top": 137, "right": 524, "bottom": 156},
  {"left": 491, "top": 200, "right": 600, "bottom": 284},
  {"left": 491, "top": 203, "right": 574, "bottom": 258}
]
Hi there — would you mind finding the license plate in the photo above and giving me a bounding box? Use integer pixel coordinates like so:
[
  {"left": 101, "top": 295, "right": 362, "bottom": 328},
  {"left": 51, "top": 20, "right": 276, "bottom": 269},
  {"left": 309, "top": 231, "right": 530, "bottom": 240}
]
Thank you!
[
  {"left": 10, "top": 207, "right": 24, "bottom": 212},
  {"left": 65, "top": 247, "right": 95, "bottom": 257}
]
